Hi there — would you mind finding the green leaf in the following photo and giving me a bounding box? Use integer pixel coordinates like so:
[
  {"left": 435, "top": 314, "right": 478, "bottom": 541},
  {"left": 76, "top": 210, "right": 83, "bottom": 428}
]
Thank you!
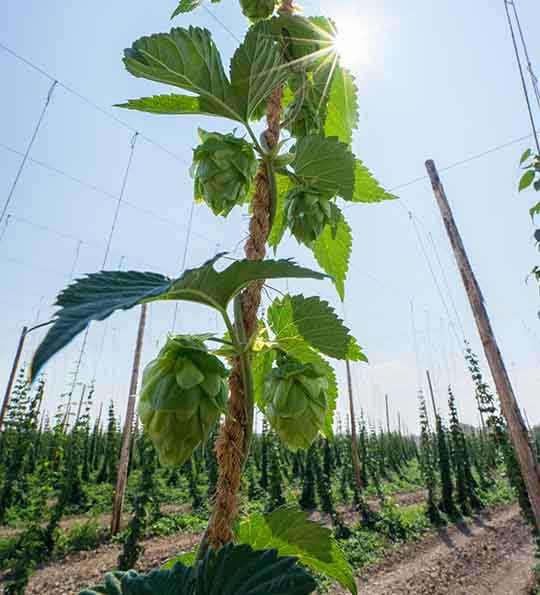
[
  {"left": 350, "top": 160, "right": 397, "bottom": 203},
  {"left": 252, "top": 348, "right": 276, "bottom": 410},
  {"left": 520, "top": 148, "right": 533, "bottom": 165},
  {"left": 167, "top": 254, "right": 330, "bottom": 310},
  {"left": 117, "top": 94, "right": 218, "bottom": 117},
  {"left": 301, "top": 350, "right": 338, "bottom": 438},
  {"left": 31, "top": 272, "right": 173, "bottom": 381},
  {"left": 530, "top": 200, "right": 540, "bottom": 219},
  {"left": 171, "top": 0, "right": 204, "bottom": 17},
  {"left": 269, "top": 295, "right": 366, "bottom": 361},
  {"left": 236, "top": 506, "right": 357, "bottom": 595},
  {"left": 310, "top": 206, "right": 351, "bottom": 299},
  {"left": 31, "top": 255, "right": 328, "bottom": 381},
  {"left": 268, "top": 173, "right": 295, "bottom": 252},
  {"left": 292, "top": 136, "right": 355, "bottom": 200},
  {"left": 161, "top": 550, "right": 198, "bottom": 570},
  {"left": 519, "top": 169, "right": 535, "bottom": 192},
  {"left": 121, "top": 27, "right": 243, "bottom": 123},
  {"left": 83, "top": 544, "right": 316, "bottom": 594},
  {"left": 230, "top": 23, "right": 289, "bottom": 121},
  {"left": 324, "top": 66, "right": 358, "bottom": 146}
]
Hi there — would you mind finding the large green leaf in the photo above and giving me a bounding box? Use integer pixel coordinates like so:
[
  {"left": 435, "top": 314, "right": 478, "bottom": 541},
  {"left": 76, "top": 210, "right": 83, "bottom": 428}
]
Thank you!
[
  {"left": 171, "top": 0, "right": 220, "bottom": 18},
  {"left": 252, "top": 348, "right": 276, "bottom": 410},
  {"left": 268, "top": 295, "right": 365, "bottom": 361},
  {"left": 268, "top": 173, "right": 295, "bottom": 252},
  {"left": 230, "top": 23, "right": 289, "bottom": 121},
  {"left": 324, "top": 66, "right": 358, "bottom": 146},
  {"left": 117, "top": 94, "right": 217, "bottom": 117},
  {"left": 236, "top": 507, "right": 356, "bottom": 595},
  {"left": 31, "top": 255, "right": 328, "bottom": 380},
  {"left": 310, "top": 206, "right": 351, "bottom": 299},
  {"left": 81, "top": 544, "right": 316, "bottom": 594},
  {"left": 166, "top": 254, "right": 329, "bottom": 310},
  {"left": 31, "top": 271, "right": 173, "bottom": 381},
  {"left": 351, "top": 159, "right": 397, "bottom": 203},
  {"left": 121, "top": 27, "right": 243, "bottom": 123},
  {"left": 292, "top": 136, "right": 355, "bottom": 201}
]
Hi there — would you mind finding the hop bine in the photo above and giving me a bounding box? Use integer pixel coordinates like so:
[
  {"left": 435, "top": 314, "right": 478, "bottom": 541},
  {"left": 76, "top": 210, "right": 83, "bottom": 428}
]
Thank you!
[
  {"left": 139, "top": 335, "right": 228, "bottom": 466},
  {"left": 262, "top": 357, "right": 329, "bottom": 450},
  {"left": 191, "top": 129, "right": 257, "bottom": 217}
]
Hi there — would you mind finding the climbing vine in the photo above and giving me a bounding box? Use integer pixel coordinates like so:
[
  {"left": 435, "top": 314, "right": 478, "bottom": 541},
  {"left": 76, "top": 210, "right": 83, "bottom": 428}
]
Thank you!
[{"left": 30, "top": 0, "right": 394, "bottom": 592}]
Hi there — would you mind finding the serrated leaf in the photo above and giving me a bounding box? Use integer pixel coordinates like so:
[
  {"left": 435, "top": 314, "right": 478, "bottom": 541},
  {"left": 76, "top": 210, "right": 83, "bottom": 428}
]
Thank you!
[
  {"left": 121, "top": 27, "right": 244, "bottom": 123},
  {"left": 311, "top": 206, "right": 351, "bottom": 299},
  {"left": 269, "top": 174, "right": 295, "bottom": 252},
  {"left": 236, "top": 506, "right": 357, "bottom": 595},
  {"left": 171, "top": 0, "right": 204, "bottom": 17},
  {"left": 230, "top": 23, "right": 289, "bottom": 121},
  {"left": 292, "top": 136, "right": 355, "bottom": 200},
  {"left": 252, "top": 349, "right": 276, "bottom": 410},
  {"left": 351, "top": 160, "right": 397, "bottom": 203},
  {"left": 269, "top": 295, "right": 365, "bottom": 361},
  {"left": 117, "top": 94, "right": 217, "bottom": 117},
  {"left": 519, "top": 169, "right": 535, "bottom": 192},
  {"left": 324, "top": 66, "right": 358, "bottom": 146},
  {"left": 83, "top": 544, "right": 315, "bottom": 594},
  {"left": 31, "top": 272, "right": 173, "bottom": 381},
  {"left": 32, "top": 255, "right": 329, "bottom": 380},
  {"left": 520, "top": 148, "right": 533, "bottom": 165}
]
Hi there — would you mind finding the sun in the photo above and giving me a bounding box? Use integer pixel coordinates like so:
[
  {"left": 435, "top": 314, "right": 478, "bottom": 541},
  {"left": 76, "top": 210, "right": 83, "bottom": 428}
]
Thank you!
[{"left": 332, "top": 18, "right": 368, "bottom": 70}]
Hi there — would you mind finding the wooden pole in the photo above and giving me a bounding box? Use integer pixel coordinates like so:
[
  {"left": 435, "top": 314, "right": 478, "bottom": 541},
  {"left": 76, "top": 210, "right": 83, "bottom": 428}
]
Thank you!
[
  {"left": 426, "top": 159, "right": 540, "bottom": 533},
  {"left": 111, "top": 304, "right": 147, "bottom": 535},
  {"left": 426, "top": 370, "right": 438, "bottom": 418},
  {"left": 0, "top": 326, "right": 28, "bottom": 431},
  {"left": 385, "top": 394, "right": 391, "bottom": 434},
  {"left": 345, "top": 360, "right": 363, "bottom": 490}
]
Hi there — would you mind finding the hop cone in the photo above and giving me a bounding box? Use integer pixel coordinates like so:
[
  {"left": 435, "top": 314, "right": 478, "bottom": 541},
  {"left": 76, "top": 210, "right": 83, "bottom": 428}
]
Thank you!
[
  {"left": 284, "top": 185, "right": 337, "bottom": 245},
  {"left": 139, "top": 335, "right": 228, "bottom": 466},
  {"left": 240, "top": 0, "right": 277, "bottom": 20},
  {"left": 262, "top": 358, "right": 328, "bottom": 451},
  {"left": 191, "top": 129, "right": 257, "bottom": 217}
]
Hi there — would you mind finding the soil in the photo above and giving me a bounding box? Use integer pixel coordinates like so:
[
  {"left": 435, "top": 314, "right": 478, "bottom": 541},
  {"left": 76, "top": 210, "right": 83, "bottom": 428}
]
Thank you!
[{"left": 14, "top": 502, "right": 535, "bottom": 594}]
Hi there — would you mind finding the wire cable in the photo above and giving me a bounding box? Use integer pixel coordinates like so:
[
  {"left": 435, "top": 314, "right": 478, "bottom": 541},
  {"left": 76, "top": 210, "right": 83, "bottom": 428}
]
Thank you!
[
  {"left": 503, "top": 1, "right": 540, "bottom": 154},
  {"left": 0, "top": 79, "right": 57, "bottom": 225}
]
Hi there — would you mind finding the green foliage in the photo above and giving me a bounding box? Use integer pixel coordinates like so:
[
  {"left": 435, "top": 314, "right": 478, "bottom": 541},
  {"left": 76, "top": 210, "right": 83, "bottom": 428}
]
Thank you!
[
  {"left": 268, "top": 294, "right": 366, "bottom": 361},
  {"left": 236, "top": 505, "right": 357, "bottom": 595},
  {"left": 311, "top": 206, "right": 352, "bottom": 299},
  {"left": 192, "top": 130, "right": 257, "bottom": 216},
  {"left": 171, "top": 0, "right": 219, "bottom": 18},
  {"left": 31, "top": 255, "right": 329, "bottom": 379},
  {"left": 351, "top": 160, "right": 397, "bottom": 203},
  {"left": 324, "top": 67, "right": 358, "bottom": 146},
  {"left": 82, "top": 544, "right": 317, "bottom": 594},
  {"left": 139, "top": 335, "right": 228, "bottom": 466}
]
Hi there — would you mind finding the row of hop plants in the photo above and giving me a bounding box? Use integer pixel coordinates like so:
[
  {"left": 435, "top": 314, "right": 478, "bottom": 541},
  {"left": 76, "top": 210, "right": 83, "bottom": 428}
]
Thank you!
[{"left": 0, "top": 347, "right": 528, "bottom": 592}]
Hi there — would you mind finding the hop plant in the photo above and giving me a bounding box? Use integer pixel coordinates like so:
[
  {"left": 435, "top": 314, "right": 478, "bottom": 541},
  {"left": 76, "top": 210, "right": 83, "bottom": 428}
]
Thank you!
[
  {"left": 191, "top": 129, "right": 257, "bottom": 217},
  {"left": 284, "top": 185, "right": 337, "bottom": 244},
  {"left": 240, "top": 0, "right": 277, "bottom": 21},
  {"left": 262, "top": 358, "right": 328, "bottom": 451},
  {"left": 139, "top": 335, "right": 228, "bottom": 466}
]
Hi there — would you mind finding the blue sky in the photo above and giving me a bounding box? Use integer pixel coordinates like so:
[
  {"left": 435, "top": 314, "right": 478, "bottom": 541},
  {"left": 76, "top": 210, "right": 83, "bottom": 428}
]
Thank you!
[{"left": 1, "top": 0, "right": 540, "bottom": 432}]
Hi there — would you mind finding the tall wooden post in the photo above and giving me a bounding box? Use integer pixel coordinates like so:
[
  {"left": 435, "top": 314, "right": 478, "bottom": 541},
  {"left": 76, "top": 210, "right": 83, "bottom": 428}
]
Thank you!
[
  {"left": 385, "top": 394, "right": 391, "bottom": 434},
  {"left": 345, "top": 360, "right": 363, "bottom": 490},
  {"left": 426, "top": 159, "right": 540, "bottom": 533},
  {"left": 111, "top": 304, "right": 147, "bottom": 535},
  {"left": 426, "top": 370, "right": 438, "bottom": 418},
  {"left": 0, "top": 326, "right": 28, "bottom": 430}
]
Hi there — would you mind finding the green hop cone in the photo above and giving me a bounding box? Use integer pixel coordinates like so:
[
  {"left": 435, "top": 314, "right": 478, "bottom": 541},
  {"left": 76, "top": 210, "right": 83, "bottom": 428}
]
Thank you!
[
  {"left": 284, "top": 185, "right": 337, "bottom": 245},
  {"left": 139, "top": 335, "right": 228, "bottom": 467},
  {"left": 191, "top": 129, "right": 257, "bottom": 217},
  {"left": 262, "top": 358, "right": 329, "bottom": 451},
  {"left": 240, "top": 0, "right": 277, "bottom": 21}
]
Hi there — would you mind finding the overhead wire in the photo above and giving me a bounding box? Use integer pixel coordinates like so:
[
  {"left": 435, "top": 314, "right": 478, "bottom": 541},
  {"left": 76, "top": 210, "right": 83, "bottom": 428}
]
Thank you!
[
  {"left": 503, "top": 0, "right": 540, "bottom": 154},
  {"left": 0, "top": 79, "right": 57, "bottom": 226}
]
